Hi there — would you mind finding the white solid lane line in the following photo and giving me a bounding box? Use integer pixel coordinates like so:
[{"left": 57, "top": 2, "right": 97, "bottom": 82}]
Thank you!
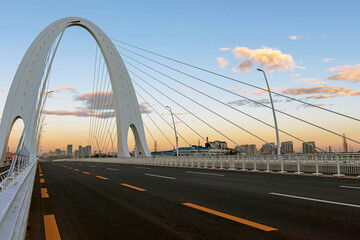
[
  {"left": 186, "top": 171, "right": 224, "bottom": 177},
  {"left": 144, "top": 173, "right": 175, "bottom": 180},
  {"left": 135, "top": 166, "right": 151, "bottom": 170},
  {"left": 106, "top": 168, "right": 119, "bottom": 171},
  {"left": 270, "top": 192, "right": 360, "bottom": 208},
  {"left": 340, "top": 185, "right": 360, "bottom": 190}
]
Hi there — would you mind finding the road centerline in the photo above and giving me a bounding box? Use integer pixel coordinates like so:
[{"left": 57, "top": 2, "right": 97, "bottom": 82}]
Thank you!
[
  {"left": 182, "top": 202, "right": 277, "bottom": 232},
  {"left": 121, "top": 183, "right": 147, "bottom": 191},
  {"left": 96, "top": 175, "right": 109, "bottom": 180},
  {"left": 43, "top": 214, "right": 61, "bottom": 240},
  {"left": 270, "top": 192, "right": 360, "bottom": 208},
  {"left": 144, "top": 173, "right": 175, "bottom": 180},
  {"left": 41, "top": 188, "right": 49, "bottom": 198}
]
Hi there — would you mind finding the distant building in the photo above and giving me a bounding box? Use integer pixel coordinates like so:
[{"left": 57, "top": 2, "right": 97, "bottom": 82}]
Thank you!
[
  {"left": 67, "top": 144, "right": 73, "bottom": 157},
  {"left": 260, "top": 143, "right": 276, "bottom": 154},
  {"left": 209, "top": 140, "right": 227, "bottom": 149},
  {"left": 281, "top": 141, "right": 294, "bottom": 154},
  {"left": 235, "top": 144, "right": 257, "bottom": 154},
  {"left": 83, "top": 145, "right": 91, "bottom": 158},
  {"left": 74, "top": 150, "right": 79, "bottom": 157},
  {"left": 302, "top": 141, "right": 316, "bottom": 154},
  {"left": 55, "top": 149, "right": 61, "bottom": 158},
  {"left": 78, "top": 145, "right": 83, "bottom": 158}
]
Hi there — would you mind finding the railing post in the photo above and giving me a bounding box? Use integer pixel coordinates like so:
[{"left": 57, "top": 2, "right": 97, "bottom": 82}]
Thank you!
[
  {"left": 294, "top": 155, "right": 304, "bottom": 175},
  {"left": 252, "top": 155, "right": 259, "bottom": 172},
  {"left": 312, "top": 155, "right": 323, "bottom": 176},
  {"left": 212, "top": 156, "right": 215, "bottom": 169},
  {"left": 279, "top": 155, "right": 286, "bottom": 173},
  {"left": 333, "top": 155, "right": 345, "bottom": 177},
  {"left": 264, "top": 155, "right": 272, "bottom": 173},
  {"left": 220, "top": 155, "right": 224, "bottom": 169},
  {"left": 241, "top": 155, "right": 247, "bottom": 171}
]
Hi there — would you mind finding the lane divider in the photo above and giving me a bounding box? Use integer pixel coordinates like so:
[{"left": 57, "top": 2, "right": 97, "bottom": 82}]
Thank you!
[
  {"left": 144, "top": 173, "right": 175, "bottom": 180},
  {"left": 186, "top": 171, "right": 224, "bottom": 177},
  {"left": 82, "top": 171, "right": 90, "bottom": 175},
  {"left": 39, "top": 173, "right": 43, "bottom": 177},
  {"left": 40, "top": 178, "right": 45, "bottom": 183},
  {"left": 43, "top": 214, "right": 61, "bottom": 240},
  {"left": 121, "top": 183, "right": 146, "bottom": 192},
  {"left": 339, "top": 185, "right": 360, "bottom": 190},
  {"left": 96, "top": 176, "right": 108, "bottom": 180},
  {"left": 270, "top": 192, "right": 360, "bottom": 208},
  {"left": 182, "top": 202, "right": 277, "bottom": 232},
  {"left": 73, "top": 169, "right": 79, "bottom": 171},
  {"left": 41, "top": 188, "right": 49, "bottom": 198}
]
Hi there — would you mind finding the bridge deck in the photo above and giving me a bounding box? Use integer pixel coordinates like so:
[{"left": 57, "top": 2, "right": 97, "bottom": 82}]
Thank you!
[{"left": 26, "top": 161, "right": 360, "bottom": 239}]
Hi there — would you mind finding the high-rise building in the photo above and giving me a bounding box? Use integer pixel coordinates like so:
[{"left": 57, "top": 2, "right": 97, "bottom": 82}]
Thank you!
[
  {"left": 281, "top": 141, "right": 294, "bottom": 154},
  {"left": 55, "top": 149, "right": 61, "bottom": 158},
  {"left": 260, "top": 143, "right": 276, "bottom": 154},
  {"left": 83, "top": 145, "right": 91, "bottom": 158},
  {"left": 235, "top": 144, "right": 257, "bottom": 154},
  {"left": 67, "top": 144, "right": 73, "bottom": 157},
  {"left": 343, "top": 134, "right": 348, "bottom": 153},
  {"left": 209, "top": 140, "right": 227, "bottom": 149},
  {"left": 302, "top": 141, "right": 316, "bottom": 153},
  {"left": 78, "top": 145, "right": 83, "bottom": 158}
]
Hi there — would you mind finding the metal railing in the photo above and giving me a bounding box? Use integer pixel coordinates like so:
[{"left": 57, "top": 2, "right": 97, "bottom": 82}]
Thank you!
[{"left": 121, "top": 153, "right": 360, "bottom": 177}]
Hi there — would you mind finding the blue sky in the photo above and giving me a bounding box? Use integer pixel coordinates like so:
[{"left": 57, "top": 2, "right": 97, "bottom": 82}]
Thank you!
[{"left": 1, "top": 0, "right": 360, "bottom": 153}]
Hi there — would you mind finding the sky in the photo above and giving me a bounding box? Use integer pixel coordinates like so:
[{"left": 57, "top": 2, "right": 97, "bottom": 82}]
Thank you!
[{"left": 1, "top": 0, "right": 360, "bottom": 154}]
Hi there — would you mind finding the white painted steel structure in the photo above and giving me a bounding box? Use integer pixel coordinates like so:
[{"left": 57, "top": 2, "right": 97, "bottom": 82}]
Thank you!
[{"left": 0, "top": 17, "right": 150, "bottom": 164}]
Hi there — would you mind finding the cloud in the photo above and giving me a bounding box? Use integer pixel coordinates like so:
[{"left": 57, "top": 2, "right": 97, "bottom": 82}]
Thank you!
[
  {"left": 290, "top": 74, "right": 300, "bottom": 79},
  {"left": 0, "top": 89, "right": 5, "bottom": 93},
  {"left": 326, "top": 64, "right": 360, "bottom": 83},
  {"left": 289, "top": 35, "right": 298, "bottom": 40},
  {"left": 43, "top": 91, "right": 152, "bottom": 118},
  {"left": 216, "top": 57, "right": 229, "bottom": 68},
  {"left": 232, "top": 46, "right": 303, "bottom": 72},
  {"left": 322, "top": 58, "right": 334, "bottom": 63},
  {"left": 227, "top": 98, "right": 281, "bottom": 108},
  {"left": 282, "top": 85, "right": 360, "bottom": 98},
  {"left": 238, "top": 60, "right": 253, "bottom": 72},
  {"left": 54, "top": 87, "right": 78, "bottom": 93},
  {"left": 219, "top": 47, "right": 230, "bottom": 51}
]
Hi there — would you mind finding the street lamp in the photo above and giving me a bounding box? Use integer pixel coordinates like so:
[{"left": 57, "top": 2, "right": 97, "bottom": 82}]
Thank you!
[
  {"left": 108, "top": 129, "right": 115, "bottom": 158},
  {"left": 257, "top": 68, "right": 280, "bottom": 156},
  {"left": 166, "top": 106, "right": 179, "bottom": 157}
]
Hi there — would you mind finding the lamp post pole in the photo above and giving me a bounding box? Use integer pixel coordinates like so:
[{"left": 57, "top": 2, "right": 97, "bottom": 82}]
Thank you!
[
  {"left": 257, "top": 68, "right": 281, "bottom": 155},
  {"left": 108, "top": 130, "right": 115, "bottom": 158},
  {"left": 166, "top": 106, "right": 179, "bottom": 157}
]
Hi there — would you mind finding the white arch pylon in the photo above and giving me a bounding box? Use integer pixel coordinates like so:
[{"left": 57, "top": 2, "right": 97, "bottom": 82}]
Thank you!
[{"left": 0, "top": 17, "right": 151, "bottom": 161}]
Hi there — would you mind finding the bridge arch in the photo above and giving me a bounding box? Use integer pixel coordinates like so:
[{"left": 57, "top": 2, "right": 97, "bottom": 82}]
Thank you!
[{"left": 0, "top": 17, "right": 150, "bottom": 161}]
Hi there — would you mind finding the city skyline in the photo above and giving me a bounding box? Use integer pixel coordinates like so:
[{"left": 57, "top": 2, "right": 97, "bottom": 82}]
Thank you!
[{"left": 1, "top": 1, "right": 360, "bottom": 153}]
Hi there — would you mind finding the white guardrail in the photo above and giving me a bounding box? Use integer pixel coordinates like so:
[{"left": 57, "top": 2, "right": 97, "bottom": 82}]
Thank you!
[
  {"left": 71, "top": 153, "right": 360, "bottom": 178},
  {"left": 0, "top": 160, "right": 37, "bottom": 239}
]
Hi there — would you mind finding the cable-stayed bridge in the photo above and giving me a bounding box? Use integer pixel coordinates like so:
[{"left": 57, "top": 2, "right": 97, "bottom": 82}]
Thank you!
[{"left": 0, "top": 17, "right": 359, "bottom": 239}]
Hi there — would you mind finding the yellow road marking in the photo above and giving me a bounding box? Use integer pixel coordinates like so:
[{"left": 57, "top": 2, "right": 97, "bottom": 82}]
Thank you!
[
  {"left": 68, "top": 167, "right": 72, "bottom": 169},
  {"left": 41, "top": 188, "right": 49, "bottom": 198},
  {"left": 43, "top": 215, "right": 61, "bottom": 240},
  {"left": 182, "top": 203, "right": 277, "bottom": 232},
  {"left": 121, "top": 183, "right": 146, "bottom": 192},
  {"left": 40, "top": 178, "right": 45, "bottom": 183},
  {"left": 82, "top": 171, "right": 90, "bottom": 175},
  {"left": 39, "top": 173, "right": 43, "bottom": 177},
  {"left": 96, "top": 175, "right": 108, "bottom": 180},
  {"left": 73, "top": 169, "right": 79, "bottom": 171}
]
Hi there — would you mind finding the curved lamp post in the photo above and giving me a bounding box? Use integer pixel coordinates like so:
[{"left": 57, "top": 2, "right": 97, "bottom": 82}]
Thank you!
[
  {"left": 166, "top": 106, "right": 179, "bottom": 157},
  {"left": 257, "top": 68, "right": 281, "bottom": 156}
]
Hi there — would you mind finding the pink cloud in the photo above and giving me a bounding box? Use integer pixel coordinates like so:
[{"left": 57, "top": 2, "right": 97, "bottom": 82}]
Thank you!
[
  {"left": 326, "top": 64, "right": 360, "bottom": 82},
  {"left": 219, "top": 47, "right": 230, "bottom": 51},
  {"left": 0, "top": 89, "right": 5, "bottom": 93},
  {"left": 289, "top": 35, "right": 298, "bottom": 40},
  {"left": 232, "top": 46, "right": 304, "bottom": 72},
  {"left": 216, "top": 57, "right": 229, "bottom": 68}
]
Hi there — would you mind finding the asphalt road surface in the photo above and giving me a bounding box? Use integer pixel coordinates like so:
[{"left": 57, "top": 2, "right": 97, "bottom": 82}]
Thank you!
[{"left": 26, "top": 161, "right": 360, "bottom": 239}]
